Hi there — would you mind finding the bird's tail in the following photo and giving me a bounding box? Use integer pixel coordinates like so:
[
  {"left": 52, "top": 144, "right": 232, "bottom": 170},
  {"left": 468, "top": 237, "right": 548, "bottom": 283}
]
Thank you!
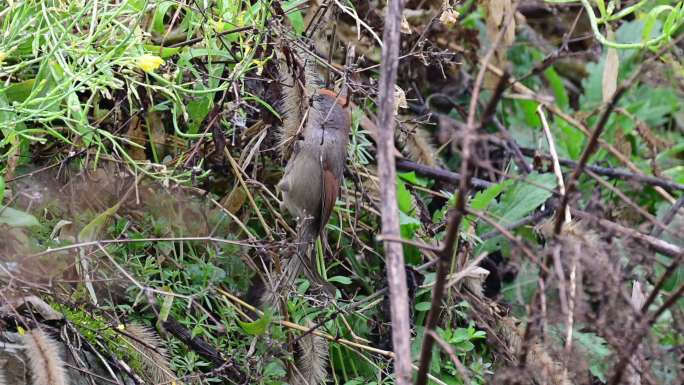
[{"left": 260, "top": 224, "right": 331, "bottom": 385}]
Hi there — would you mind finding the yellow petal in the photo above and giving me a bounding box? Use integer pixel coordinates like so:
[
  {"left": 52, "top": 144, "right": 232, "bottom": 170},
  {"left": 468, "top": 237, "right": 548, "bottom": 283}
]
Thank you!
[{"left": 136, "top": 54, "right": 165, "bottom": 73}]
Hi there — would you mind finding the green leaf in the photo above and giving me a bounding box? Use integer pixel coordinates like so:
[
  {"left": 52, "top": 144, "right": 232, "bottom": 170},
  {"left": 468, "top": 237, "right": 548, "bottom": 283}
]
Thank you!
[
  {"left": 158, "top": 290, "right": 174, "bottom": 323},
  {"left": 263, "top": 360, "right": 287, "bottom": 377},
  {"left": 396, "top": 177, "right": 413, "bottom": 214},
  {"left": 0, "top": 206, "right": 40, "bottom": 227},
  {"left": 152, "top": 1, "right": 175, "bottom": 35},
  {"left": 471, "top": 180, "right": 509, "bottom": 212},
  {"left": 544, "top": 66, "right": 569, "bottom": 110},
  {"left": 556, "top": 118, "right": 584, "bottom": 160},
  {"left": 143, "top": 44, "right": 182, "bottom": 59},
  {"left": 467, "top": 179, "right": 509, "bottom": 233},
  {"left": 415, "top": 302, "right": 431, "bottom": 312},
  {"left": 662, "top": 166, "right": 684, "bottom": 184},
  {"left": 78, "top": 201, "right": 122, "bottom": 242},
  {"left": 489, "top": 172, "right": 557, "bottom": 225},
  {"left": 398, "top": 171, "right": 428, "bottom": 187},
  {"left": 187, "top": 95, "right": 213, "bottom": 135},
  {"left": 286, "top": 7, "right": 305, "bottom": 35},
  {"left": 519, "top": 99, "right": 541, "bottom": 127},
  {"left": 455, "top": 340, "right": 475, "bottom": 352},
  {"left": 238, "top": 310, "right": 272, "bottom": 336},
  {"left": 573, "top": 330, "right": 611, "bottom": 381},
  {"left": 2, "top": 79, "right": 35, "bottom": 103},
  {"left": 328, "top": 276, "right": 352, "bottom": 285},
  {"left": 0, "top": 175, "right": 4, "bottom": 203},
  {"left": 451, "top": 327, "right": 470, "bottom": 343}
]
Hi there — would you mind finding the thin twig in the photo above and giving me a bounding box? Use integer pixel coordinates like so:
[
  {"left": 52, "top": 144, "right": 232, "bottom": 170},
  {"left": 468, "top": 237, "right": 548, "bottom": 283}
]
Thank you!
[
  {"left": 375, "top": 234, "right": 442, "bottom": 253},
  {"left": 396, "top": 158, "right": 493, "bottom": 189},
  {"left": 552, "top": 72, "right": 630, "bottom": 234},
  {"left": 650, "top": 194, "right": 684, "bottom": 237},
  {"left": 518, "top": 147, "right": 684, "bottom": 192},
  {"left": 25, "top": 236, "right": 260, "bottom": 259},
  {"left": 571, "top": 209, "right": 682, "bottom": 257},
  {"left": 537, "top": 105, "right": 570, "bottom": 223},
  {"left": 585, "top": 169, "right": 673, "bottom": 236}
]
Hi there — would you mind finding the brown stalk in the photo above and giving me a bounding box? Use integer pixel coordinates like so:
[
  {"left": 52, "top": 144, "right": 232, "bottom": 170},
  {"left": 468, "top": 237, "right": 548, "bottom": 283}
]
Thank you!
[{"left": 374, "top": 0, "right": 412, "bottom": 383}]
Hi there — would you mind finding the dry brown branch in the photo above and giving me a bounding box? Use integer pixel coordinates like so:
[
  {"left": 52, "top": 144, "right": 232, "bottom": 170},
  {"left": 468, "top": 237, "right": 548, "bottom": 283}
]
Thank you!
[{"left": 374, "top": 0, "right": 412, "bottom": 383}]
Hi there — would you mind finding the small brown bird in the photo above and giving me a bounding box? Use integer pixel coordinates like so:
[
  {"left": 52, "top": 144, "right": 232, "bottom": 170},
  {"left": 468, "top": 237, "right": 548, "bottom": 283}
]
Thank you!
[{"left": 276, "top": 88, "right": 350, "bottom": 292}]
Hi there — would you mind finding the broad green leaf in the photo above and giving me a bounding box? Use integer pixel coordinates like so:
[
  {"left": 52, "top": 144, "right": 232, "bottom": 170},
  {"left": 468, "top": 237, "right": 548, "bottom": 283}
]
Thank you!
[
  {"left": 399, "top": 210, "right": 421, "bottom": 265},
  {"left": 556, "top": 118, "right": 584, "bottom": 160},
  {"left": 467, "top": 179, "right": 510, "bottom": 233},
  {"left": 284, "top": 0, "right": 307, "bottom": 34},
  {"left": 415, "top": 302, "right": 431, "bottom": 312},
  {"left": 238, "top": 310, "right": 272, "bottom": 336},
  {"left": 490, "top": 172, "right": 557, "bottom": 225},
  {"left": 2, "top": 79, "right": 35, "bottom": 103},
  {"left": 662, "top": 166, "right": 684, "bottom": 185},
  {"left": 186, "top": 95, "right": 213, "bottom": 134},
  {"left": 0, "top": 206, "right": 40, "bottom": 227},
  {"left": 471, "top": 180, "right": 510, "bottom": 212},
  {"left": 398, "top": 171, "right": 429, "bottom": 187},
  {"left": 78, "top": 202, "right": 122, "bottom": 242}
]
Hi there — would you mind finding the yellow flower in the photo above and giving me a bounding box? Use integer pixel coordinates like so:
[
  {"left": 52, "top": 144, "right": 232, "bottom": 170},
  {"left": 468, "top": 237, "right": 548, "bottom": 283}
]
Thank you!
[
  {"left": 0, "top": 51, "right": 6, "bottom": 66},
  {"left": 136, "top": 54, "right": 164, "bottom": 73}
]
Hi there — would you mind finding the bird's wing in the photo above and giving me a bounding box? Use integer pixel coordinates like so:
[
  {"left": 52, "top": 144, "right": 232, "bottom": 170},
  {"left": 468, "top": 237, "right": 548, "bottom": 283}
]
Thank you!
[{"left": 320, "top": 158, "right": 339, "bottom": 235}]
